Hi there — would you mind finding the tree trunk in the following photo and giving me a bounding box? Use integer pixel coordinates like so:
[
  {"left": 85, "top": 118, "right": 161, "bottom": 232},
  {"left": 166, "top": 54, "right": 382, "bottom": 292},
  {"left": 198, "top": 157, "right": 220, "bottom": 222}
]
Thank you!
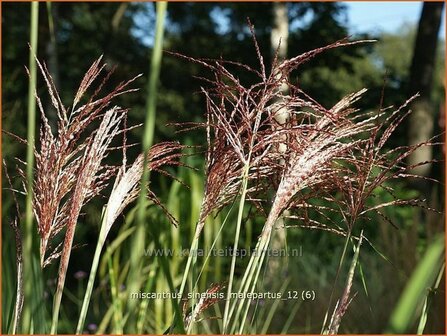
[
  {"left": 407, "top": 2, "right": 444, "bottom": 187},
  {"left": 271, "top": 1, "right": 289, "bottom": 110},
  {"left": 267, "top": 2, "right": 289, "bottom": 283}
]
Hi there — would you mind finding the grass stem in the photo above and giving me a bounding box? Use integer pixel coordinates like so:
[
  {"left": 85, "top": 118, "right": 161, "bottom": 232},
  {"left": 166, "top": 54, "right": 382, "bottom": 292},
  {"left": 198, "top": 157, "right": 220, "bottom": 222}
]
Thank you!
[
  {"left": 76, "top": 208, "right": 108, "bottom": 334},
  {"left": 22, "top": 2, "right": 39, "bottom": 333},
  {"left": 222, "top": 164, "right": 250, "bottom": 333},
  {"left": 127, "top": 2, "right": 167, "bottom": 330}
]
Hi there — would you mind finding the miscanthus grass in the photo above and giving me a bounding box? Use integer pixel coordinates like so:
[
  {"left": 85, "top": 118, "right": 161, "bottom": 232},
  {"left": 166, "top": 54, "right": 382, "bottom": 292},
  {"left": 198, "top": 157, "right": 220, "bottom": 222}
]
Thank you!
[
  {"left": 6, "top": 56, "right": 184, "bottom": 334},
  {"left": 174, "top": 22, "right": 441, "bottom": 334},
  {"left": 5, "top": 20, "right": 442, "bottom": 335}
]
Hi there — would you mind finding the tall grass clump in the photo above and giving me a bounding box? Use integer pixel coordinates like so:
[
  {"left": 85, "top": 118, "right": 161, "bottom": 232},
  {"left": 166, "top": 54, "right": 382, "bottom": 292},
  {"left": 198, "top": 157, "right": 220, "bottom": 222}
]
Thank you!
[
  {"left": 23, "top": 56, "right": 142, "bottom": 334},
  {"left": 4, "top": 17, "right": 443, "bottom": 335},
  {"left": 174, "top": 21, "right": 442, "bottom": 334},
  {"left": 5, "top": 50, "right": 186, "bottom": 333}
]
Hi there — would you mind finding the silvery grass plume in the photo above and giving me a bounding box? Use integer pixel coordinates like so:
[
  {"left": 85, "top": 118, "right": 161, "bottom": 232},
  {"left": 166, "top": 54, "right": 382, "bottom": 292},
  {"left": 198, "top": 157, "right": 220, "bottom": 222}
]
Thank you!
[
  {"left": 226, "top": 86, "right": 380, "bottom": 334},
  {"left": 173, "top": 26, "right": 376, "bottom": 240},
  {"left": 20, "top": 56, "right": 141, "bottom": 267},
  {"left": 263, "top": 90, "right": 441, "bottom": 335},
  {"left": 171, "top": 23, "right": 298, "bottom": 309},
  {"left": 334, "top": 95, "right": 442, "bottom": 230},
  {"left": 260, "top": 88, "right": 377, "bottom": 240},
  {"left": 10, "top": 55, "right": 142, "bottom": 333},
  {"left": 55, "top": 105, "right": 126, "bottom": 293},
  {"left": 173, "top": 24, "right": 379, "bottom": 332},
  {"left": 76, "top": 141, "right": 185, "bottom": 334},
  {"left": 299, "top": 94, "right": 442, "bottom": 334},
  {"left": 285, "top": 93, "right": 442, "bottom": 238},
  {"left": 275, "top": 87, "right": 442, "bottom": 336},
  {"left": 105, "top": 142, "right": 185, "bottom": 234},
  {"left": 279, "top": 95, "right": 443, "bottom": 335},
  {"left": 177, "top": 22, "right": 442, "bottom": 332}
]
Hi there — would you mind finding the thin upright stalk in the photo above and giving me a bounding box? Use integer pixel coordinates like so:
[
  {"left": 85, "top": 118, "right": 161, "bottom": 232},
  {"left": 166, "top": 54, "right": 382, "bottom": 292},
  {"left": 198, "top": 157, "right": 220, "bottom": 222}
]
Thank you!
[
  {"left": 108, "top": 253, "right": 123, "bottom": 334},
  {"left": 222, "top": 164, "right": 250, "bottom": 333},
  {"left": 326, "top": 231, "right": 364, "bottom": 334},
  {"left": 46, "top": 2, "right": 55, "bottom": 45},
  {"left": 173, "top": 210, "right": 205, "bottom": 332},
  {"left": 320, "top": 230, "right": 352, "bottom": 333},
  {"left": 237, "top": 239, "right": 268, "bottom": 334},
  {"left": 229, "top": 230, "right": 271, "bottom": 333},
  {"left": 76, "top": 208, "right": 108, "bottom": 334},
  {"left": 127, "top": 1, "right": 167, "bottom": 330},
  {"left": 178, "top": 234, "right": 199, "bottom": 302},
  {"left": 10, "top": 220, "right": 23, "bottom": 335},
  {"left": 136, "top": 263, "right": 158, "bottom": 333},
  {"left": 22, "top": 2, "right": 39, "bottom": 333}
]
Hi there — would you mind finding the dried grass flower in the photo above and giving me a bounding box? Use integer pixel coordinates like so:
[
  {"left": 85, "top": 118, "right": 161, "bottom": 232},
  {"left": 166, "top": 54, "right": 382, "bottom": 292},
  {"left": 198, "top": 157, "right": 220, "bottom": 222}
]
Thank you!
[
  {"left": 105, "top": 141, "right": 186, "bottom": 235},
  {"left": 175, "top": 26, "right": 377, "bottom": 240},
  {"left": 21, "top": 56, "right": 141, "bottom": 267}
]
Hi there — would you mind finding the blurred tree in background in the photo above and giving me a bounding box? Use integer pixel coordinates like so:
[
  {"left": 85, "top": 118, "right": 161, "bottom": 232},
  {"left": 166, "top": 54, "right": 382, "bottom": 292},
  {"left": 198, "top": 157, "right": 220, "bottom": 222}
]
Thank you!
[{"left": 407, "top": 2, "right": 444, "bottom": 190}]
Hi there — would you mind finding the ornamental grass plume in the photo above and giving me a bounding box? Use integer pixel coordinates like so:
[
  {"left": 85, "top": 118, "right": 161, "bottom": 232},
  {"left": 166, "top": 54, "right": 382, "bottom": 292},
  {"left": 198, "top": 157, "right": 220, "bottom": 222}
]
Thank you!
[
  {"left": 11, "top": 55, "right": 187, "bottom": 334},
  {"left": 285, "top": 93, "right": 442, "bottom": 237},
  {"left": 12, "top": 55, "right": 142, "bottom": 333},
  {"left": 183, "top": 283, "right": 224, "bottom": 332},
  {"left": 283, "top": 93, "right": 442, "bottom": 334},
  {"left": 176, "top": 21, "right": 441, "bottom": 333},
  {"left": 25, "top": 56, "right": 141, "bottom": 267},
  {"left": 6, "top": 52, "right": 188, "bottom": 334},
  {"left": 260, "top": 88, "right": 376, "bottom": 240},
  {"left": 335, "top": 95, "right": 442, "bottom": 229},
  {"left": 104, "top": 141, "right": 186, "bottom": 235},
  {"left": 76, "top": 141, "right": 185, "bottom": 334},
  {"left": 174, "top": 25, "right": 377, "bottom": 239},
  {"left": 174, "top": 23, "right": 381, "bottom": 332},
  {"left": 172, "top": 31, "right": 284, "bottom": 238},
  {"left": 53, "top": 105, "right": 126, "bottom": 323}
]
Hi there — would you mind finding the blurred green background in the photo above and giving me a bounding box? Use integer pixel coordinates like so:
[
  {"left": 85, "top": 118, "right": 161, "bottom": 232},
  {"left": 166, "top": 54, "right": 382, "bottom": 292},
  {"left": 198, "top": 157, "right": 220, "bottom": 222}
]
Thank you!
[{"left": 2, "top": 2, "right": 445, "bottom": 334}]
